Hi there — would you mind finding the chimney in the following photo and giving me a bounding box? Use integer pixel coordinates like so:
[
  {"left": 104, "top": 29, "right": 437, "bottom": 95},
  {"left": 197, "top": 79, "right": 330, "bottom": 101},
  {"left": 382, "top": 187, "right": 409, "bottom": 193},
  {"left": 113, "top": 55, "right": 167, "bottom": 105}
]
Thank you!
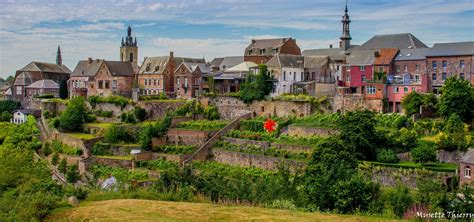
[
  {"left": 329, "top": 44, "right": 333, "bottom": 48},
  {"left": 169, "top": 51, "right": 174, "bottom": 58},
  {"left": 96, "top": 59, "right": 100, "bottom": 62},
  {"left": 251, "top": 39, "right": 256, "bottom": 44},
  {"left": 88, "top": 58, "right": 92, "bottom": 64},
  {"left": 374, "top": 51, "right": 380, "bottom": 57},
  {"left": 339, "top": 41, "right": 342, "bottom": 48}
]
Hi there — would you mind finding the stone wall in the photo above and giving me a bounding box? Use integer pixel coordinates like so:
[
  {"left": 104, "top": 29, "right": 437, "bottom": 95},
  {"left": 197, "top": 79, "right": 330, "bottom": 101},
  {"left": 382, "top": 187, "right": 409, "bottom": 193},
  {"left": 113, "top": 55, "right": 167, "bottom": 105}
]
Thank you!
[
  {"left": 222, "top": 137, "right": 313, "bottom": 153},
  {"left": 210, "top": 96, "right": 312, "bottom": 120},
  {"left": 397, "top": 150, "right": 466, "bottom": 164},
  {"left": 211, "top": 149, "right": 305, "bottom": 171},
  {"left": 330, "top": 95, "right": 384, "bottom": 113},
  {"left": 138, "top": 100, "right": 186, "bottom": 120},
  {"left": 366, "top": 165, "right": 455, "bottom": 188},
  {"left": 51, "top": 131, "right": 102, "bottom": 158},
  {"left": 89, "top": 156, "right": 134, "bottom": 169},
  {"left": 166, "top": 128, "right": 215, "bottom": 146},
  {"left": 89, "top": 103, "right": 134, "bottom": 117},
  {"left": 314, "top": 83, "right": 336, "bottom": 97},
  {"left": 286, "top": 125, "right": 338, "bottom": 137},
  {"left": 41, "top": 100, "right": 67, "bottom": 116}
]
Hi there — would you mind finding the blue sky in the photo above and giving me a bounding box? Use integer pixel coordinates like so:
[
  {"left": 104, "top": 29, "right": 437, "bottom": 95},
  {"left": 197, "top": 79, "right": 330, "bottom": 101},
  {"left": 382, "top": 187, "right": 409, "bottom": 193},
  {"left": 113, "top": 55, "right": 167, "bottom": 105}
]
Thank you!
[{"left": 0, "top": 0, "right": 473, "bottom": 78}]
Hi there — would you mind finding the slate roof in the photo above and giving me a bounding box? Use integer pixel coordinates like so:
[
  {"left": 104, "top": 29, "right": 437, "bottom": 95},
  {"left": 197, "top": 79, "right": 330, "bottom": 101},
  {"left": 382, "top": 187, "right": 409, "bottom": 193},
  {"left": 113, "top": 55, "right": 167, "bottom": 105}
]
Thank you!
[
  {"left": 139, "top": 56, "right": 170, "bottom": 74},
  {"left": 427, "top": 41, "right": 474, "bottom": 57},
  {"left": 104, "top": 61, "right": 134, "bottom": 77},
  {"left": 25, "top": 79, "right": 59, "bottom": 89},
  {"left": 304, "top": 56, "right": 329, "bottom": 69},
  {"left": 71, "top": 59, "right": 104, "bottom": 77},
  {"left": 210, "top": 56, "right": 244, "bottom": 71},
  {"left": 225, "top": 62, "right": 258, "bottom": 72},
  {"left": 267, "top": 54, "right": 305, "bottom": 68},
  {"left": 395, "top": 48, "right": 431, "bottom": 61},
  {"left": 374, "top": 48, "right": 399, "bottom": 65},
  {"left": 18, "top": 61, "right": 71, "bottom": 74},
  {"left": 359, "top": 33, "right": 428, "bottom": 50},
  {"left": 461, "top": 149, "right": 474, "bottom": 164},
  {"left": 245, "top": 38, "right": 292, "bottom": 51},
  {"left": 302, "top": 46, "right": 358, "bottom": 61},
  {"left": 346, "top": 50, "right": 377, "bottom": 65},
  {"left": 177, "top": 62, "right": 212, "bottom": 74}
]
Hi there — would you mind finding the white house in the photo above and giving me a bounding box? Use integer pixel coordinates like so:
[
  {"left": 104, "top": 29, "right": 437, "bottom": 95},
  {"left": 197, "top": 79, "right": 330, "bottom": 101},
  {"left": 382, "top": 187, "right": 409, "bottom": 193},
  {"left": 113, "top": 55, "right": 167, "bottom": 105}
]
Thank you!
[
  {"left": 266, "top": 54, "right": 305, "bottom": 96},
  {"left": 11, "top": 109, "right": 40, "bottom": 124}
]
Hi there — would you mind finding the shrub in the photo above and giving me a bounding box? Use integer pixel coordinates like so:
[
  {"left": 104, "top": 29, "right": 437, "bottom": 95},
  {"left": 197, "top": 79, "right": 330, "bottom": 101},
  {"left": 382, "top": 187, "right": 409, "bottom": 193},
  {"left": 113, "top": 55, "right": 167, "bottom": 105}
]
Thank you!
[
  {"left": 89, "top": 95, "right": 130, "bottom": 109},
  {"left": 66, "top": 164, "right": 80, "bottom": 183},
  {"left": 120, "top": 112, "right": 137, "bottom": 124},
  {"left": 59, "top": 96, "right": 87, "bottom": 132},
  {"left": 437, "top": 76, "right": 474, "bottom": 122},
  {"left": 411, "top": 144, "right": 437, "bottom": 164},
  {"left": 0, "top": 111, "right": 12, "bottom": 122},
  {"left": 401, "top": 92, "right": 437, "bottom": 116},
  {"left": 50, "top": 117, "right": 60, "bottom": 128},
  {"left": 376, "top": 149, "right": 399, "bottom": 163},
  {"left": 51, "top": 153, "right": 59, "bottom": 165},
  {"left": 34, "top": 94, "right": 55, "bottom": 99},
  {"left": 103, "top": 125, "right": 136, "bottom": 144},
  {"left": 133, "top": 106, "right": 147, "bottom": 122},
  {"left": 385, "top": 184, "right": 414, "bottom": 218},
  {"left": 140, "top": 93, "right": 167, "bottom": 101},
  {"left": 42, "top": 143, "right": 52, "bottom": 156},
  {"left": 94, "top": 110, "right": 113, "bottom": 118},
  {"left": 0, "top": 100, "right": 21, "bottom": 113},
  {"left": 58, "top": 158, "right": 67, "bottom": 174},
  {"left": 203, "top": 105, "right": 219, "bottom": 120},
  {"left": 266, "top": 199, "right": 297, "bottom": 210},
  {"left": 91, "top": 143, "right": 112, "bottom": 156},
  {"left": 43, "top": 110, "right": 53, "bottom": 119}
]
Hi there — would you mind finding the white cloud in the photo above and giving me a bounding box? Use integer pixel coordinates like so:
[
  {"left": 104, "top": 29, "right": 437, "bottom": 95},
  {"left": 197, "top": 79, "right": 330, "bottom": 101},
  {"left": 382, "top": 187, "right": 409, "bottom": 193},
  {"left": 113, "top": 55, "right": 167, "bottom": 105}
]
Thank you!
[{"left": 78, "top": 22, "right": 125, "bottom": 31}]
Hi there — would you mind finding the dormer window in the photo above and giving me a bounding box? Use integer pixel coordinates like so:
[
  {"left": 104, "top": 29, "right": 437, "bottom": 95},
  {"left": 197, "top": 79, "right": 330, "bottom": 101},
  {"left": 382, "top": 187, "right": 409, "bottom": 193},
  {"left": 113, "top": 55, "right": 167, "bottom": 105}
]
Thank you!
[
  {"left": 154, "top": 66, "right": 159, "bottom": 72},
  {"left": 145, "top": 63, "right": 151, "bottom": 72}
]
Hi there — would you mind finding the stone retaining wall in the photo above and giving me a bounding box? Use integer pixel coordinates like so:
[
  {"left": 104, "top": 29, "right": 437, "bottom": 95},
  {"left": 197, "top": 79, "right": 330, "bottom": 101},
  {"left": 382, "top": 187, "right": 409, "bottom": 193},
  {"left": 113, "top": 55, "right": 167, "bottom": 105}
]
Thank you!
[
  {"left": 166, "top": 128, "right": 215, "bottom": 146},
  {"left": 138, "top": 100, "right": 186, "bottom": 120},
  {"left": 397, "top": 150, "right": 467, "bottom": 164},
  {"left": 211, "top": 149, "right": 305, "bottom": 171},
  {"left": 366, "top": 165, "right": 455, "bottom": 188},
  {"left": 286, "top": 125, "right": 338, "bottom": 137},
  {"left": 222, "top": 137, "right": 313, "bottom": 152}
]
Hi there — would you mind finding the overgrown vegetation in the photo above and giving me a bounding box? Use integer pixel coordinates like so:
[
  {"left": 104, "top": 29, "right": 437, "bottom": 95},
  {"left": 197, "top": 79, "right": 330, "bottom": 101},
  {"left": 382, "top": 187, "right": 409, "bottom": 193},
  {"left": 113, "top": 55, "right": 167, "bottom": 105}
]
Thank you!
[
  {"left": 88, "top": 95, "right": 131, "bottom": 109},
  {"left": 239, "top": 64, "right": 272, "bottom": 103}
]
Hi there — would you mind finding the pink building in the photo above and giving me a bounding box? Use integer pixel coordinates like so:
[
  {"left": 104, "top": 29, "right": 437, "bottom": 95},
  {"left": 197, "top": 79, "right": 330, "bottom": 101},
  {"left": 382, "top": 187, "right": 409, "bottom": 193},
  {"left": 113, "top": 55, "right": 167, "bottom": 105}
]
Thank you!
[{"left": 344, "top": 50, "right": 376, "bottom": 94}]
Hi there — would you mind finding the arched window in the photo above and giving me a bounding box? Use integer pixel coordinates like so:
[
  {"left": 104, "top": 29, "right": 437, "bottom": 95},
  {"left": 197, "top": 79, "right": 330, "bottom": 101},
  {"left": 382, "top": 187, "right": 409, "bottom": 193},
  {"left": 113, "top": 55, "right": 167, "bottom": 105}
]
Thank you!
[{"left": 130, "top": 53, "right": 134, "bottom": 62}]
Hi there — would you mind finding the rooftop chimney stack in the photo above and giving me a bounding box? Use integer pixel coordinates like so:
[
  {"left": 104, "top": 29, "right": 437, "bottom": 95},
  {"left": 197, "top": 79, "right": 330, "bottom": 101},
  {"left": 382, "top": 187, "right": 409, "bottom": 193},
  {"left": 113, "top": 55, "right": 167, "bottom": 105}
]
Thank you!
[{"left": 329, "top": 44, "right": 333, "bottom": 48}]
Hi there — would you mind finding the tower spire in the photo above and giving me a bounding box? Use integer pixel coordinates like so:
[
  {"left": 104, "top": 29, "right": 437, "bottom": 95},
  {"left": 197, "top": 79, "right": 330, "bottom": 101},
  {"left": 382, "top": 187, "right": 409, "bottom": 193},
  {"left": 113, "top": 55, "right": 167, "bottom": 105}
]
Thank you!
[
  {"left": 340, "top": 0, "right": 352, "bottom": 51},
  {"left": 56, "top": 45, "right": 62, "bottom": 65},
  {"left": 127, "top": 25, "right": 132, "bottom": 37}
]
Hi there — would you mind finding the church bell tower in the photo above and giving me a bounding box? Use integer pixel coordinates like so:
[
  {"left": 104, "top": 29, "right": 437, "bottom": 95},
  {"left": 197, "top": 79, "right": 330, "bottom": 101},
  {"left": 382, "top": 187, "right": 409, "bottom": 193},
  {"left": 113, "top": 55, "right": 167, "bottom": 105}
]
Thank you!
[
  {"left": 340, "top": 0, "right": 352, "bottom": 51},
  {"left": 120, "top": 25, "right": 138, "bottom": 67}
]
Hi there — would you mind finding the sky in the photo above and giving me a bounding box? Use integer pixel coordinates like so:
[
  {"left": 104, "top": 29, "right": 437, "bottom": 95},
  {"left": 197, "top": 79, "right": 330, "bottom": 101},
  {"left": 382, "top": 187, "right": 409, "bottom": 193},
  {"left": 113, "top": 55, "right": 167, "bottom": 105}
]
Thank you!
[{"left": 0, "top": 0, "right": 473, "bottom": 78}]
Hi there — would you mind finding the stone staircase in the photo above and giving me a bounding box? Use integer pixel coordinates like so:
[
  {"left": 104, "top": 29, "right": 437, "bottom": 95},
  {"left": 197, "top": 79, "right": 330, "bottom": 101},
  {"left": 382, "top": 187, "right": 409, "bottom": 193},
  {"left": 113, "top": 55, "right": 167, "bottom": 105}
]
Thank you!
[{"left": 182, "top": 113, "right": 252, "bottom": 165}]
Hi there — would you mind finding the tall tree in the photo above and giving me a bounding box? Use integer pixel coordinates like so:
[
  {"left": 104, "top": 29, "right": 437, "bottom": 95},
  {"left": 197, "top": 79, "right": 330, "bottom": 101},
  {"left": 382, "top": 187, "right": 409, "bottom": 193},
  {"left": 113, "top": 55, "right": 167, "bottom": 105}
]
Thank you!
[
  {"left": 59, "top": 96, "right": 87, "bottom": 132},
  {"left": 339, "top": 110, "right": 380, "bottom": 160},
  {"left": 437, "top": 76, "right": 474, "bottom": 122},
  {"left": 401, "top": 91, "right": 437, "bottom": 116}
]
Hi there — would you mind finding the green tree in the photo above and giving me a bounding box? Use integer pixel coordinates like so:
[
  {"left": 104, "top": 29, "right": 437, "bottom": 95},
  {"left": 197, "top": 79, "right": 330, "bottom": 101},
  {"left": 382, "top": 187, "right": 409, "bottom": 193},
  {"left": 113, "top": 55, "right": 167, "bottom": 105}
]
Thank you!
[
  {"left": 239, "top": 65, "right": 272, "bottom": 103},
  {"left": 58, "top": 158, "right": 67, "bottom": 174},
  {"left": 401, "top": 92, "right": 437, "bottom": 116},
  {"left": 437, "top": 76, "right": 474, "bottom": 122},
  {"left": 385, "top": 184, "right": 414, "bottom": 218},
  {"left": 376, "top": 149, "right": 399, "bottom": 163},
  {"left": 0, "top": 111, "right": 12, "bottom": 122},
  {"left": 411, "top": 144, "right": 437, "bottom": 164},
  {"left": 133, "top": 106, "right": 147, "bottom": 122},
  {"left": 59, "top": 96, "right": 87, "bottom": 132},
  {"left": 51, "top": 153, "right": 59, "bottom": 165},
  {"left": 339, "top": 110, "right": 380, "bottom": 160},
  {"left": 59, "top": 80, "right": 68, "bottom": 99},
  {"left": 0, "top": 100, "right": 21, "bottom": 113},
  {"left": 332, "top": 174, "right": 380, "bottom": 213},
  {"left": 66, "top": 164, "right": 80, "bottom": 183}
]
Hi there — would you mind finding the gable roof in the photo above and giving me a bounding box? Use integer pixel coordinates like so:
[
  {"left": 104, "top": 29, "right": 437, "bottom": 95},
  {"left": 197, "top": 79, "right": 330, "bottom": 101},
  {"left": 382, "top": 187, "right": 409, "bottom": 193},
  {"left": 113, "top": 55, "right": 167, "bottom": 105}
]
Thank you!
[
  {"left": 245, "top": 38, "right": 293, "bottom": 51},
  {"left": 267, "top": 54, "right": 305, "bottom": 68},
  {"left": 71, "top": 59, "right": 105, "bottom": 77},
  {"left": 139, "top": 56, "right": 170, "bottom": 74},
  {"left": 13, "top": 71, "right": 35, "bottom": 86},
  {"left": 25, "top": 79, "right": 59, "bottom": 89},
  {"left": 359, "top": 33, "right": 428, "bottom": 50},
  {"left": 104, "top": 61, "right": 134, "bottom": 77},
  {"left": 346, "top": 50, "right": 377, "bottom": 65},
  {"left": 18, "top": 61, "right": 71, "bottom": 74},
  {"left": 374, "top": 48, "right": 399, "bottom": 65},
  {"left": 395, "top": 48, "right": 431, "bottom": 61},
  {"left": 427, "top": 41, "right": 474, "bottom": 57},
  {"left": 461, "top": 149, "right": 474, "bottom": 164},
  {"left": 302, "top": 45, "right": 358, "bottom": 61},
  {"left": 177, "top": 62, "right": 212, "bottom": 74},
  {"left": 225, "top": 62, "right": 258, "bottom": 72},
  {"left": 304, "top": 56, "right": 329, "bottom": 69},
  {"left": 210, "top": 56, "right": 244, "bottom": 71}
]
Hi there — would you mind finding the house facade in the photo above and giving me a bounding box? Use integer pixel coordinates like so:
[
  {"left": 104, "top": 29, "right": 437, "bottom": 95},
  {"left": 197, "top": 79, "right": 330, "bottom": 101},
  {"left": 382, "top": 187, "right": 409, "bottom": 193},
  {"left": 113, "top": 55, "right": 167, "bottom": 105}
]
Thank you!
[
  {"left": 460, "top": 150, "right": 474, "bottom": 186},
  {"left": 174, "top": 62, "right": 210, "bottom": 99},
  {"left": 212, "top": 61, "right": 257, "bottom": 94},
  {"left": 11, "top": 109, "right": 40, "bottom": 124},
  {"left": 244, "top": 38, "right": 301, "bottom": 65},
  {"left": 69, "top": 59, "right": 135, "bottom": 98},
  {"left": 25, "top": 79, "right": 60, "bottom": 98}
]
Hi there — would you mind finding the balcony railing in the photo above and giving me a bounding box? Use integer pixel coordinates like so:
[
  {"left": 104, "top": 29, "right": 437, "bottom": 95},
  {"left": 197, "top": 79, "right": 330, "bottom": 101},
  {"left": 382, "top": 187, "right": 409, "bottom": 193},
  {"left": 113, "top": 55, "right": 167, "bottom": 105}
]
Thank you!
[{"left": 388, "top": 79, "right": 422, "bottom": 85}]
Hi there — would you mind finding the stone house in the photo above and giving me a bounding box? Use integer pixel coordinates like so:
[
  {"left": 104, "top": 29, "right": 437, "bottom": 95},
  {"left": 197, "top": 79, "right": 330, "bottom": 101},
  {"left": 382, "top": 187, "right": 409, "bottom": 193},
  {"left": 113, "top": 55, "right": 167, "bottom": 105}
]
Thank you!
[
  {"left": 460, "top": 149, "right": 474, "bottom": 186},
  {"left": 12, "top": 61, "right": 71, "bottom": 101},
  {"left": 425, "top": 41, "right": 474, "bottom": 93},
  {"left": 137, "top": 52, "right": 205, "bottom": 97},
  {"left": 25, "top": 79, "right": 60, "bottom": 98},
  {"left": 174, "top": 62, "right": 211, "bottom": 99},
  {"left": 11, "top": 109, "right": 40, "bottom": 124},
  {"left": 69, "top": 59, "right": 135, "bottom": 98},
  {"left": 244, "top": 38, "right": 301, "bottom": 65}
]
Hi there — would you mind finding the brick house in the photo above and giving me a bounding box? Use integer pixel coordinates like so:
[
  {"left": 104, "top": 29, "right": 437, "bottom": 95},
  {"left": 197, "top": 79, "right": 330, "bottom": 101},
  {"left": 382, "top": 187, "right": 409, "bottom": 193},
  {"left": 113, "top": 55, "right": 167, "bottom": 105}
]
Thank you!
[
  {"left": 425, "top": 41, "right": 474, "bottom": 93},
  {"left": 12, "top": 61, "right": 71, "bottom": 101},
  {"left": 244, "top": 38, "right": 301, "bottom": 65},
  {"left": 387, "top": 48, "right": 430, "bottom": 113},
  {"left": 174, "top": 62, "right": 211, "bottom": 99},
  {"left": 69, "top": 58, "right": 135, "bottom": 98},
  {"left": 137, "top": 52, "right": 205, "bottom": 97},
  {"left": 344, "top": 50, "right": 376, "bottom": 94},
  {"left": 460, "top": 149, "right": 474, "bottom": 187}
]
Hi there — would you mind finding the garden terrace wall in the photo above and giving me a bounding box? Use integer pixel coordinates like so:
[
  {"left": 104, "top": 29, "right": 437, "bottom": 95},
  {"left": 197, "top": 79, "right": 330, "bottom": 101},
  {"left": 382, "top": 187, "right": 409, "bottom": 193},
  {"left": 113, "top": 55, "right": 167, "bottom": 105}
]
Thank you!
[
  {"left": 41, "top": 100, "right": 67, "bottom": 116},
  {"left": 330, "top": 95, "right": 383, "bottom": 113},
  {"left": 211, "top": 149, "right": 306, "bottom": 171},
  {"left": 222, "top": 137, "right": 313, "bottom": 153},
  {"left": 51, "top": 131, "right": 102, "bottom": 158},
  {"left": 97, "top": 143, "right": 141, "bottom": 156},
  {"left": 397, "top": 150, "right": 467, "bottom": 164},
  {"left": 88, "top": 103, "right": 134, "bottom": 117},
  {"left": 170, "top": 115, "right": 206, "bottom": 127},
  {"left": 81, "top": 156, "right": 134, "bottom": 171},
  {"left": 138, "top": 100, "right": 186, "bottom": 120},
  {"left": 152, "top": 153, "right": 191, "bottom": 163},
  {"left": 286, "top": 125, "right": 338, "bottom": 137},
  {"left": 366, "top": 165, "right": 455, "bottom": 188},
  {"left": 48, "top": 154, "right": 82, "bottom": 165},
  {"left": 166, "top": 128, "right": 215, "bottom": 146},
  {"left": 96, "top": 117, "right": 120, "bottom": 123}
]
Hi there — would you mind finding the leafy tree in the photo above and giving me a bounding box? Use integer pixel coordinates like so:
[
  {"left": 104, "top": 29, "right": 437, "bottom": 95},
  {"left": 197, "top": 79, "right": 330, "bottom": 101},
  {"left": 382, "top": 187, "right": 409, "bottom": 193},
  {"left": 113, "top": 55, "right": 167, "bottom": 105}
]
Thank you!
[
  {"left": 207, "top": 76, "right": 215, "bottom": 93},
  {"left": 203, "top": 105, "right": 219, "bottom": 120},
  {"left": 332, "top": 174, "right": 380, "bottom": 213},
  {"left": 385, "top": 184, "right": 414, "bottom": 218},
  {"left": 239, "top": 64, "right": 272, "bottom": 103},
  {"left": 59, "top": 96, "right": 87, "bottom": 132},
  {"left": 437, "top": 76, "right": 474, "bottom": 122},
  {"left": 401, "top": 92, "right": 437, "bottom": 116},
  {"left": 376, "top": 149, "right": 399, "bottom": 163},
  {"left": 133, "top": 106, "right": 147, "bottom": 122},
  {"left": 51, "top": 153, "right": 59, "bottom": 166},
  {"left": 339, "top": 110, "right": 380, "bottom": 160},
  {"left": 66, "top": 164, "right": 80, "bottom": 183},
  {"left": 397, "top": 127, "right": 418, "bottom": 151},
  {"left": 411, "top": 144, "right": 437, "bottom": 164},
  {"left": 0, "top": 100, "right": 21, "bottom": 113},
  {"left": 0, "top": 111, "right": 12, "bottom": 122},
  {"left": 59, "top": 80, "right": 68, "bottom": 99},
  {"left": 5, "top": 75, "right": 14, "bottom": 84},
  {"left": 58, "top": 158, "right": 67, "bottom": 174}
]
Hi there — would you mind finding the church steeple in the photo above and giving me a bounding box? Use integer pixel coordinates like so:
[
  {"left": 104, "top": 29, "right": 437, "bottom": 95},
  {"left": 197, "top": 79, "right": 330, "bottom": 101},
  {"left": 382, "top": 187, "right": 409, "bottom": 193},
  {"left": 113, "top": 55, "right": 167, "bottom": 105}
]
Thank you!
[
  {"left": 56, "top": 45, "right": 62, "bottom": 65},
  {"left": 120, "top": 25, "right": 138, "bottom": 67},
  {"left": 340, "top": 0, "right": 352, "bottom": 51}
]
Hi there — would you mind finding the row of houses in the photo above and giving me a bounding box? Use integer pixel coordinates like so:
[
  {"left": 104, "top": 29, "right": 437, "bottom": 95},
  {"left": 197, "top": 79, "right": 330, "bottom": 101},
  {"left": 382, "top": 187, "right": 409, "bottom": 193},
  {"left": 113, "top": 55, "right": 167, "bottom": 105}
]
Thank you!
[{"left": 2, "top": 4, "right": 473, "bottom": 114}]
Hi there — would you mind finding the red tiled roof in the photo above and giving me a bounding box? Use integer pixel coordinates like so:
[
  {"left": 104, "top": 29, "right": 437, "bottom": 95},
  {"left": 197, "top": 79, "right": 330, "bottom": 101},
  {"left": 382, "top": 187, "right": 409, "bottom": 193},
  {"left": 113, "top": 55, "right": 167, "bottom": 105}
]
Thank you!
[{"left": 374, "top": 48, "right": 399, "bottom": 65}]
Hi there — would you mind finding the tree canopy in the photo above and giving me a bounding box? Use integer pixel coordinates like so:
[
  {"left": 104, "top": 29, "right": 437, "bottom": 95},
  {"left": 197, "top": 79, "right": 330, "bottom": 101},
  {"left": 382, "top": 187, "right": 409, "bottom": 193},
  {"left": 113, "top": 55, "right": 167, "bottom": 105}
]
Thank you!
[
  {"left": 59, "top": 96, "right": 87, "bottom": 132},
  {"left": 240, "top": 64, "right": 272, "bottom": 103},
  {"left": 437, "top": 77, "right": 474, "bottom": 123},
  {"left": 401, "top": 91, "right": 437, "bottom": 116}
]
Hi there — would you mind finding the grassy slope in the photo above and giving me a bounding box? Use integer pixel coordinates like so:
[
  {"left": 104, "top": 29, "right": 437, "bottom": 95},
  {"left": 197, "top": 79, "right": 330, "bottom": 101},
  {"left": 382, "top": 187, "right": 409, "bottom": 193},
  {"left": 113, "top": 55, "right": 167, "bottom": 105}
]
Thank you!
[{"left": 47, "top": 199, "right": 400, "bottom": 222}]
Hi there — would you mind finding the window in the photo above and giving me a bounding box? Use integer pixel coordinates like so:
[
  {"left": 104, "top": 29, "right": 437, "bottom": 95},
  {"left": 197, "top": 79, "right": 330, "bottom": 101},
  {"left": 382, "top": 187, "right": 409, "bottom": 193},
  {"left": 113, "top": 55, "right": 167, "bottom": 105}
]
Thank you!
[
  {"left": 366, "top": 86, "right": 376, "bottom": 94},
  {"left": 301, "top": 72, "right": 304, "bottom": 81},
  {"left": 16, "top": 86, "right": 22, "bottom": 95},
  {"left": 432, "top": 61, "right": 437, "bottom": 69},
  {"left": 393, "top": 87, "right": 399, "bottom": 93},
  {"left": 105, "top": 81, "right": 110, "bottom": 89},
  {"left": 404, "top": 87, "right": 408, "bottom": 93},
  {"left": 184, "top": 78, "right": 188, "bottom": 86},
  {"left": 442, "top": 60, "right": 447, "bottom": 69},
  {"left": 248, "top": 50, "right": 252, "bottom": 55},
  {"left": 336, "top": 65, "right": 340, "bottom": 71},
  {"left": 112, "top": 80, "right": 117, "bottom": 89},
  {"left": 465, "top": 166, "right": 471, "bottom": 178},
  {"left": 346, "top": 75, "right": 351, "bottom": 82},
  {"left": 432, "top": 73, "right": 437, "bottom": 81},
  {"left": 460, "top": 73, "right": 465, "bottom": 79},
  {"left": 283, "top": 71, "right": 286, "bottom": 81},
  {"left": 293, "top": 72, "right": 296, "bottom": 81},
  {"left": 415, "top": 65, "right": 419, "bottom": 71},
  {"left": 460, "top": 60, "right": 465, "bottom": 68},
  {"left": 396, "top": 66, "right": 400, "bottom": 72},
  {"left": 361, "top": 75, "right": 366, "bottom": 82},
  {"left": 176, "top": 77, "right": 180, "bottom": 85},
  {"left": 360, "top": 66, "right": 365, "bottom": 71},
  {"left": 415, "top": 75, "right": 420, "bottom": 82},
  {"left": 98, "top": 80, "right": 103, "bottom": 89},
  {"left": 404, "top": 65, "right": 408, "bottom": 72},
  {"left": 442, "top": 73, "right": 447, "bottom": 81},
  {"left": 154, "top": 79, "right": 157, "bottom": 85}
]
